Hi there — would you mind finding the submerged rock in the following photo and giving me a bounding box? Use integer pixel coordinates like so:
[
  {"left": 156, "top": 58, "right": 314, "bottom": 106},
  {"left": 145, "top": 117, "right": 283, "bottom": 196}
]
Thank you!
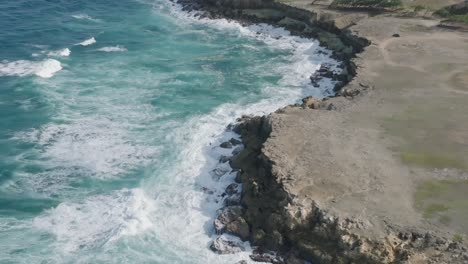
[
  {"left": 220, "top": 141, "right": 233, "bottom": 148},
  {"left": 210, "top": 167, "right": 230, "bottom": 179},
  {"left": 219, "top": 155, "right": 231, "bottom": 163}
]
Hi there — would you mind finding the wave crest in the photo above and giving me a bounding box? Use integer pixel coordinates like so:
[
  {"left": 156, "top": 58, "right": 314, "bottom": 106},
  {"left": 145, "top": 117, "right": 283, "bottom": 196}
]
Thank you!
[
  {"left": 0, "top": 59, "right": 62, "bottom": 78},
  {"left": 33, "top": 189, "right": 154, "bottom": 252},
  {"left": 78, "top": 37, "right": 96, "bottom": 46},
  {"left": 97, "top": 46, "right": 127, "bottom": 52}
]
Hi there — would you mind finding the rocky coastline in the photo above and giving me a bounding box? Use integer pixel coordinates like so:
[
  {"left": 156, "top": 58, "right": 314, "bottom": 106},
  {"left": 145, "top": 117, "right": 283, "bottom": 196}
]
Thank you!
[{"left": 175, "top": 0, "right": 468, "bottom": 263}]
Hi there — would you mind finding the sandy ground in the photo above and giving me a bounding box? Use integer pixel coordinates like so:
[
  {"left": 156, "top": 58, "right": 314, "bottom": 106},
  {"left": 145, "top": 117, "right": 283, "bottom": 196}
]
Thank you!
[{"left": 264, "top": 10, "right": 468, "bottom": 241}]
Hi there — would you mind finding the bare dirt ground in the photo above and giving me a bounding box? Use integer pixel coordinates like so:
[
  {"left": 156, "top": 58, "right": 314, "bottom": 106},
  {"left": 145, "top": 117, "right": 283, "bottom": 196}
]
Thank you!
[{"left": 264, "top": 10, "right": 468, "bottom": 244}]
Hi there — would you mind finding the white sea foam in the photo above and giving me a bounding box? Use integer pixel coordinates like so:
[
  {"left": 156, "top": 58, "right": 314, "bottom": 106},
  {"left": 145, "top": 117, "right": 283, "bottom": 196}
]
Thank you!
[
  {"left": 133, "top": 3, "right": 342, "bottom": 262},
  {"left": 48, "top": 48, "right": 71, "bottom": 57},
  {"left": 15, "top": 117, "right": 159, "bottom": 179},
  {"left": 97, "top": 46, "right": 127, "bottom": 52},
  {"left": 165, "top": 3, "right": 341, "bottom": 95},
  {"left": 72, "top": 14, "right": 100, "bottom": 22},
  {"left": 77, "top": 37, "right": 96, "bottom": 46},
  {"left": 6, "top": 3, "right": 342, "bottom": 263},
  {"left": 0, "top": 59, "right": 62, "bottom": 78},
  {"left": 35, "top": 59, "right": 63, "bottom": 78},
  {"left": 33, "top": 188, "right": 154, "bottom": 252}
]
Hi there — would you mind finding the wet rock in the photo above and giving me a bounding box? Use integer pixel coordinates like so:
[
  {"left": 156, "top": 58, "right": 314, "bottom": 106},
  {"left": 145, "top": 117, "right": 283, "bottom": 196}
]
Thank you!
[
  {"left": 219, "top": 155, "right": 231, "bottom": 163},
  {"left": 284, "top": 253, "right": 304, "bottom": 264},
  {"left": 225, "top": 183, "right": 239, "bottom": 195},
  {"left": 235, "top": 171, "right": 242, "bottom": 183},
  {"left": 226, "top": 217, "right": 250, "bottom": 240},
  {"left": 250, "top": 250, "right": 284, "bottom": 263},
  {"left": 229, "top": 138, "right": 242, "bottom": 146},
  {"left": 210, "top": 235, "right": 245, "bottom": 254},
  {"left": 201, "top": 187, "right": 214, "bottom": 195},
  {"left": 232, "top": 146, "right": 243, "bottom": 156},
  {"left": 225, "top": 193, "right": 241, "bottom": 206},
  {"left": 214, "top": 206, "right": 249, "bottom": 240},
  {"left": 214, "top": 206, "right": 243, "bottom": 234},
  {"left": 252, "top": 228, "right": 266, "bottom": 244},
  {"left": 220, "top": 141, "right": 233, "bottom": 149},
  {"left": 211, "top": 167, "right": 230, "bottom": 179}
]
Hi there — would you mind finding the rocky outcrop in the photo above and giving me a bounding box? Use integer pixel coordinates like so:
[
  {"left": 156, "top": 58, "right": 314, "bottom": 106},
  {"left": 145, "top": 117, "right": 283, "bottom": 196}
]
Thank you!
[
  {"left": 230, "top": 113, "right": 468, "bottom": 263},
  {"left": 176, "top": 0, "right": 468, "bottom": 262},
  {"left": 211, "top": 235, "right": 246, "bottom": 254}
]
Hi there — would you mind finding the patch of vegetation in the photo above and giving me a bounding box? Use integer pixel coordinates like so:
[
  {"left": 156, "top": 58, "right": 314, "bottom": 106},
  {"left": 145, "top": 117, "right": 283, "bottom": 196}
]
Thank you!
[
  {"left": 400, "top": 152, "right": 466, "bottom": 169},
  {"left": 382, "top": 102, "right": 468, "bottom": 171},
  {"left": 453, "top": 234, "right": 464, "bottom": 242},
  {"left": 411, "top": 4, "right": 434, "bottom": 12},
  {"left": 439, "top": 215, "right": 452, "bottom": 225},
  {"left": 415, "top": 179, "right": 468, "bottom": 232},
  {"left": 423, "top": 203, "right": 449, "bottom": 218},
  {"left": 434, "top": 3, "right": 468, "bottom": 23},
  {"left": 330, "top": 0, "right": 402, "bottom": 9},
  {"left": 415, "top": 180, "right": 455, "bottom": 206}
]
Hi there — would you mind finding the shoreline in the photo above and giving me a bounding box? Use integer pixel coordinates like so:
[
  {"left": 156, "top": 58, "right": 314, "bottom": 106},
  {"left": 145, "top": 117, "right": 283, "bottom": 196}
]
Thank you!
[{"left": 174, "top": 0, "right": 468, "bottom": 263}]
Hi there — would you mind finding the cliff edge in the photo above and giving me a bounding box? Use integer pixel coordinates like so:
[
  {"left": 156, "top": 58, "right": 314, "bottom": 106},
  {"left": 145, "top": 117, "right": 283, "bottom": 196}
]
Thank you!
[{"left": 178, "top": 0, "right": 468, "bottom": 262}]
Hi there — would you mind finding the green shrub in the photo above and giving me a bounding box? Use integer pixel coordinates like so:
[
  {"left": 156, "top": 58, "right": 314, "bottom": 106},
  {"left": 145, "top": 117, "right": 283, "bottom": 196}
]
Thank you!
[
  {"left": 331, "top": 0, "right": 402, "bottom": 8},
  {"left": 453, "top": 234, "right": 464, "bottom": 242},
  {"left": 413, "top": 5, "right": 426, "bottom": 12},
  {"left": 434, "top": 4, "right": 468, "bottom": 23}
]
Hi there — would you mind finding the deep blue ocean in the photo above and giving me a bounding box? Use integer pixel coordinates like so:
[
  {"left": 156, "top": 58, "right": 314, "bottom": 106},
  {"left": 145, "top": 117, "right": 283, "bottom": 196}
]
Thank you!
[{"left": 0, "top": 0, "right": 339, "bottom": 263}]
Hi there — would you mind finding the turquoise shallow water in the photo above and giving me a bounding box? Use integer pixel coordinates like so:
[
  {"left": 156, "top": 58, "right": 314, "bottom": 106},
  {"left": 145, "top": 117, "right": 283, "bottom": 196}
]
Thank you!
[{"left": 0, "top": 0, "right": 339, "bottom": 263}]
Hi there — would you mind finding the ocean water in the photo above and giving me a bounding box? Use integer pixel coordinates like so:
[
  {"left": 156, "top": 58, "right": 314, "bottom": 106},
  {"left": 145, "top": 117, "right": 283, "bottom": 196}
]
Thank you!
[{"left": 0, "top": 0, "right": 340, "bottom": 263}]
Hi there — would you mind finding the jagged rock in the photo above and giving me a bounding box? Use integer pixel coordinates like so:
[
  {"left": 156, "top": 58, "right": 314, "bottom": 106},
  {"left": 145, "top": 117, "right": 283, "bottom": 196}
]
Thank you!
[
  {"left": 326, "top": 103, "right": 336, "bottom": 111},
  {"left": 250, "top": 250, "right": 284, "bottom": 263},
  {"left": 210, "top": 235, "right": 245, "bottom": 254},
  {"left": 225, "top": 193, "right": 241, "bottom": 206},
  {"left": 242, "top": 9, "right": 285, "bottom": 22},
  {"left": 226, "top": 217, "right": 250, "bottom": 240},
  {"left": 210, "top": 167, "right": 230, "bottom": 179},
  {"left": 201, "top": 187, "right": 214, "bottom": 195},
  {"left": 232, "top": 146, "right": 243, "bottom": 155},
  {"left": 252, "top": 228, "right": 266, "bottom": 244},
  {"left": 341, "top": 87, "right": 360, "bottom": 97},
  {"left": 302, "top": 96, "right": 322, "bottom": 109},
  {"left": 278, "top": 17, "right": 307, "bottom": 31},
  {"left": 229, "top": 138, "right": 242, "bottom": 146},
  {"left": 219, "top": 155, "right": 231, "bottom": 163},
  {"left": 214, "top": 206, "right": 249, "bottom": 240},
  {"left": 235, "top": 171, "right": 242, "bottom": 183},
  {"left": 220, "top": 141, "right": 233, "bottom": 148},
  {"left": 214, "top": 206, "right": 243, "bottom": 233},
  {"left": 225, "top": 183, "right": 239, "bottom": 195}
]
